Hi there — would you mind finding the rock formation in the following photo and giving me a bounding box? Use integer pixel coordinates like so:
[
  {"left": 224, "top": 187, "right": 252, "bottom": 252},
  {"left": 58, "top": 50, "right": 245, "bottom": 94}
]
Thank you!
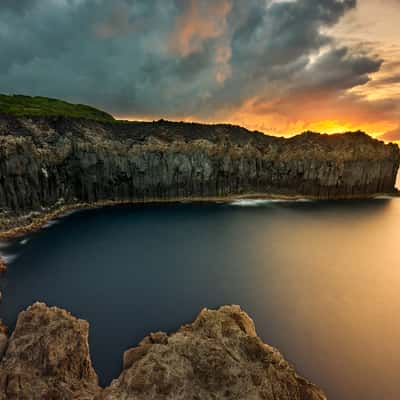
[
  {"left": 0, "top": 303, "right": 326, "bottom": 400},
  {"left": 102, "top": 305, "right": 326, "bottom": 400},
  {"left": 0, "top": 114, "right": 398, "bottom": 231},
  {"left": 0, "top": 302, "right": 100, "bottom": 400}
]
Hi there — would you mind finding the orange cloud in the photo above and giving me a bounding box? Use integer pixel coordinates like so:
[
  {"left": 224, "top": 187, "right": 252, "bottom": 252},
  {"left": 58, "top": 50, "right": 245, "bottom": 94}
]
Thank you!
[
  {"left": 380, "top": 126, "right": 400, "bottom": 143},
  {"left": 115, "top": 0, "right": 400, "bottom": 141},
  {"left": 220, "top": 89, "right": 398, "bottom": 138},
  {"left": 169, "top": 0, "right": 231, "bottom": 57}
]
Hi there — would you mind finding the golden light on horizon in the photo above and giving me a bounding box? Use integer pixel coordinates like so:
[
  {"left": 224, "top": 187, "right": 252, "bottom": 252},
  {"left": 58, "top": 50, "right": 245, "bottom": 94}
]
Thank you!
[
  {"left": 116, "top": 112, "right": 399, "bottom": 146},
  {"left": 111, "top": 0, "right": 400, "bottom": 146}
]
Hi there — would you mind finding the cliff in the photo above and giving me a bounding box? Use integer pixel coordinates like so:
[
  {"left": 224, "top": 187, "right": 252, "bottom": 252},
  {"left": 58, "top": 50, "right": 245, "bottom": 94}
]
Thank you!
[
  {"left": 0, "top": 113, "right": 399, "bottom": 231},
  {"left": 0, "top": 302, "right": 326, "bottom": 400}
]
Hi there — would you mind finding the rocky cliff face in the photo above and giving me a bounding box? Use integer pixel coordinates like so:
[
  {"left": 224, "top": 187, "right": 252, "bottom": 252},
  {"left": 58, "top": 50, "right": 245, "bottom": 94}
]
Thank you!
[
  {"left": 0, "top": 115, "right": 398, "bottom": 222},
  {"left": 0, "top": 303, "right": 326, "bottom": 400}
]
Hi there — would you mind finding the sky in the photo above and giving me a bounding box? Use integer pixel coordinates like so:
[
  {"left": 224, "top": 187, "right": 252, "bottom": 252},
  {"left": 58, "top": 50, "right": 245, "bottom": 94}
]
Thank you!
[{"left": 0, "top": 0, "right": 399, "bottom": 141}]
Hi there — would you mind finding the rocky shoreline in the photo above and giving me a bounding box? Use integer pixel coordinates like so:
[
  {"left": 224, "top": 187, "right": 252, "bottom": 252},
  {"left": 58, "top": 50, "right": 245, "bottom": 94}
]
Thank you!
[
  {"left": 0, "top": 302, "right": 326, "bottom": 400},
  {"left": 0, "top": 115, "right": 398, "bottom": 218},
  {"left": 1, "top": 190, "right": 397, "bottom": 240},
  {"left": 0, "top": 195, "right": 316, "bottom": 240},
  {"left": 0, "top": 190, "right": 397, "bottom": 272}
]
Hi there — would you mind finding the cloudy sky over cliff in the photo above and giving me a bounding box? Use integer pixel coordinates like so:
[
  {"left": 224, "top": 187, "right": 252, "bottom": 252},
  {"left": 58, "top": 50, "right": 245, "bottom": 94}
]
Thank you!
[{"left": 0, "top": 0, "right": 399, "bottom": 139}]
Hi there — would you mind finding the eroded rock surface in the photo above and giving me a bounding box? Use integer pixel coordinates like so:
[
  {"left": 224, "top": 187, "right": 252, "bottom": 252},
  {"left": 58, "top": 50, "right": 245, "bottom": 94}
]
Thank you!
[
  {"left": 0, "top": 303, "right": 326, "bottom": 400},
  {"left": 0, "top": 302, "right": 100, "bottom": 400},
  {"left": 0, "top": 115, "right": 398, "bottom": 231},
  {"left": 102, "top": 305, "right": 326, "bottom": 400}
]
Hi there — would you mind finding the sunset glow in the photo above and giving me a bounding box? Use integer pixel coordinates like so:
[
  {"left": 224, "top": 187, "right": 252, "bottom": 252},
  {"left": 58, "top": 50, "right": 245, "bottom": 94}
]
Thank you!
[
  {"left": 1, "top": 0, "right": 399, "bottom": 143},
  {"left": 116, "top": 1, "right": 400, "bottom": 143}
]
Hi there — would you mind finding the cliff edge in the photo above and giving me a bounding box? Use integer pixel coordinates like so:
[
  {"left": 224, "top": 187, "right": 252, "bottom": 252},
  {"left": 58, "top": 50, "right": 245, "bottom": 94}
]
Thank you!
[
  {"left": 0, "top": 303, "right": 326, "bottom": 400},
  {"left": 0, "top": 107, "right": 399, "bottom": 232}
]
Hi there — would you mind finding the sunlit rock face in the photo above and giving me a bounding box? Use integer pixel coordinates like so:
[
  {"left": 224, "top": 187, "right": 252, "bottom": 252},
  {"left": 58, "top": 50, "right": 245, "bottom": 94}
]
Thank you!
[
  {"left": 0, "top": 115, "right": 398, "bottom": 216},
  {"left": 0, "top": 302, "right": 100, "bottom": 400},
  {"left": 0, "top": 303, "right": 326, "bottom": 400},
  {"left": 102, "top": 305, "right": 326, "bottom": 400}
]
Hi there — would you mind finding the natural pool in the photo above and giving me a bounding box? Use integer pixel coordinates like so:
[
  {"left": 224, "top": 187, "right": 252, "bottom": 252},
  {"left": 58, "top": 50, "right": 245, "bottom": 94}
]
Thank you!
[{"left": 1, "top": 197, "right": 400, "bottom": 400}]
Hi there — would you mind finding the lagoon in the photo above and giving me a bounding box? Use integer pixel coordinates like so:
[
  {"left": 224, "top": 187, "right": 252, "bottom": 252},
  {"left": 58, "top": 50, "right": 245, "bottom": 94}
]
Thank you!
[{"left": 1, "top": 197, "right": 400, "bottom": 399}]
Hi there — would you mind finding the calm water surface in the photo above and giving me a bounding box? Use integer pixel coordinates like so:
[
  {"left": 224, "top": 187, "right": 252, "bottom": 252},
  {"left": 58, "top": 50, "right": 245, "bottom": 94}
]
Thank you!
[{"left": 1, "top": 193, "right": 400, "bottom": 400}]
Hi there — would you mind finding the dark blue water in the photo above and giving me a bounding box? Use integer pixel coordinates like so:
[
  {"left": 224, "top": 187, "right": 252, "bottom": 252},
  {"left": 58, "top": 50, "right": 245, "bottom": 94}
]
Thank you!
[{"left": 1, "top": 197, "right": 400, "bottom": 400}]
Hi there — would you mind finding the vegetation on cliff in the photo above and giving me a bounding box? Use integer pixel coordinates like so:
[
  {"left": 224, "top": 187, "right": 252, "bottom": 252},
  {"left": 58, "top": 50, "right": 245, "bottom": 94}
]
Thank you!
[
  {"left": 0, "top": 96, "right": 398, "bottom": 235},
  {"left": 0, "top": 94, "right": 114, "bottom": 121}
]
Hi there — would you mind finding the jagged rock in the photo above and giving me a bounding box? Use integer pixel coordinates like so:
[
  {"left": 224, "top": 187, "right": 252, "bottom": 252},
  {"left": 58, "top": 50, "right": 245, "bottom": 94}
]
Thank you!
[
  {"left": 0, "top": 303, "right": 326, "bottom": 400},
  {"left": 0, "top": 115, "right": 398, "bottom": 231},
  {"left": 0, "top": 302, "right": 100, "bottom": 400},
  {"left": 102, "top": 305, "right": 326, "bottom": 400}
]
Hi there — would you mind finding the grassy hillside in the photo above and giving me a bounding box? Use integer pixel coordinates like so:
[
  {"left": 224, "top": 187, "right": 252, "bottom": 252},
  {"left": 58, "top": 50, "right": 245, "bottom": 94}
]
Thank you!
[{"left": 0, "top": 94, "right": 114, "bottom": 121}]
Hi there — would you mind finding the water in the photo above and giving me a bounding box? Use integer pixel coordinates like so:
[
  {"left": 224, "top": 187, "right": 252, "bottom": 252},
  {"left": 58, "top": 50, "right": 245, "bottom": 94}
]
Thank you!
[{"left": 1, "top": 197, "right": 400, "bottom": 400}]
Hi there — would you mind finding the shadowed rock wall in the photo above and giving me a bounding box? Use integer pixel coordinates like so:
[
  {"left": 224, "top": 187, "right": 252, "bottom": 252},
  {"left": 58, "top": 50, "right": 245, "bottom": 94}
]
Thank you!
[{"left": 0, "top": 115, "right": 398, "bottom": 214}]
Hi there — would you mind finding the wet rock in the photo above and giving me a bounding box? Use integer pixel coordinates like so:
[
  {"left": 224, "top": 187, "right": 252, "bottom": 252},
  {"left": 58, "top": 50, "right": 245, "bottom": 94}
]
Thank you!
[
  {"left": 0, "top": 302, "right": 100, "bottom": 400},
  {"left": 102, "top": 305, "right": 326, "bottom": 400}
]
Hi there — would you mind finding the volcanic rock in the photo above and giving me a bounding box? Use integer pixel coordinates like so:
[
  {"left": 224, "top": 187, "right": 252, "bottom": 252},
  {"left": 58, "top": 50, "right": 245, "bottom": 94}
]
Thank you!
[{"left": 0, "top": 115, "right": 398, "bottom": 233}]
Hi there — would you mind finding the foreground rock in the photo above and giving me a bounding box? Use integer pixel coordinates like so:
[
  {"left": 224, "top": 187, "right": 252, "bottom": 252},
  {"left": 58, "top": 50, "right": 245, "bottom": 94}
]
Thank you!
[
  {"left": 0, "top": 303, "right": 326, "bottom": 400},
  {"left": 102, "top": 305, "right": 325, "bottom": 400},
  {"left": 0, "top": 302, "right": 100, "bottom": 400},
  {"left": 0, "top": 113, "right": 399, "bottom": 232}
]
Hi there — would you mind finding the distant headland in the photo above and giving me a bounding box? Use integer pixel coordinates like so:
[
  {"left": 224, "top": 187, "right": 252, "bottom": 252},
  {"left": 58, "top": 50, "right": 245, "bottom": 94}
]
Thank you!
[{"left": 0, "top": 94, "right": 398, "bottom": 237}]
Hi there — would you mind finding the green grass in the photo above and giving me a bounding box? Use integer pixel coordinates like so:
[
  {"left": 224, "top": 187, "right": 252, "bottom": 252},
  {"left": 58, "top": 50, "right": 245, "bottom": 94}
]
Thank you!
[{"left": 0, "top": 94, "right": 114, "bottom": 121}]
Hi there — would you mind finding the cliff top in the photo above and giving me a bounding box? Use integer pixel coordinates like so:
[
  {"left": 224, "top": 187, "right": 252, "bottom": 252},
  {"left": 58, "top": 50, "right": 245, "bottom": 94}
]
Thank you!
[
  {"left": 0, "top": 94, "right": 114, "bottom": 122},
  {"left": 0, "top": 94, "right": 398, "bottom": 163}
]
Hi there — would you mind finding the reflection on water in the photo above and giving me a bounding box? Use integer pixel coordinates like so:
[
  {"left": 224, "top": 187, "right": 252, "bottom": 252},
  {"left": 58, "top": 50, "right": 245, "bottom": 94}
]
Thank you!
[{"left": 1, "top": 198, "right": 400, "bottom": 399}]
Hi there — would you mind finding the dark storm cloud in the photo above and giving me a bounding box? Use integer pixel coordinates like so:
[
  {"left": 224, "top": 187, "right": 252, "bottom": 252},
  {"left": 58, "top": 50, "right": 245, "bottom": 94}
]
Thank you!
[
  {"left": 0, "top": 0, "right": 382, "bottom": 119},
  {"left": 0, "top": 0, "right": 39, "bottom": 14},
  {"left": 298, "top": 47, "right": 382, "bottom": 90}
]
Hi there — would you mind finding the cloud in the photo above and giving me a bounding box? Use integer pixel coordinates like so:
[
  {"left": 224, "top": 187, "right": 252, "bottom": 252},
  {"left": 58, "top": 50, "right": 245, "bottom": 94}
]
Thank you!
[
  {"left": 0, "top": 0, "right": 392, "bottom": 133},
  {"left": 169, "top": 0, "right": 232, "bottom": 57},
  {"left": 0, "top": 0, "right": 39, "bottom": 15},
  {"left": 381, "top": 127, "right": 400, "bottom": 142}
]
